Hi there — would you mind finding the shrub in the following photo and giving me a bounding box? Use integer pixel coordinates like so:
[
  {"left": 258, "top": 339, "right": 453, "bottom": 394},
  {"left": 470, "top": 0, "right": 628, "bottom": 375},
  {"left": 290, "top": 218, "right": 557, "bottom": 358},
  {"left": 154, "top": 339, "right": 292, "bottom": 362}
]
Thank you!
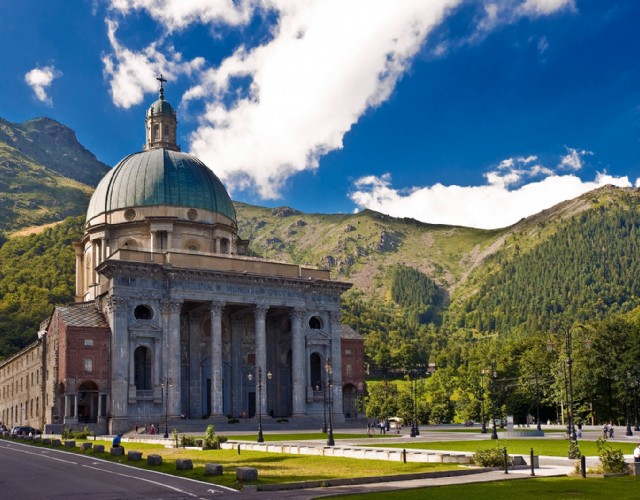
[
  {"left": 61, "top": 426, "right": 91, "bottom": 440},
  {"left": 181, "top": 435, "right": 198, "bottom": 447},
  {"left": 472, "top": 443, "right": 513, "bottom": 467},
  {"left": 596, "top": 438, "right": 629, "bottom": 474},
  {"left": 203, "top": 424, "right": 227, "bottom": 449}
]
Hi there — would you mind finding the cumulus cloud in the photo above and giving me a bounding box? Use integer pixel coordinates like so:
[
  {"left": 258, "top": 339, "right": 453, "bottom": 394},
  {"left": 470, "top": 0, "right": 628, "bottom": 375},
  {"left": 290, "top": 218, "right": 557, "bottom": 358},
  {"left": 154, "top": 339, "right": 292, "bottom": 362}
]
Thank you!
[
  {"left": 557, "top": 147, "right": 592, "bottom": 171},
  {"left": 24, "top": 65, "right": 62, "bottom": 105},
  {"left": 103, "top": 0, "right": 579, "bottom": 197},
  {"left": 350, "top": 153, "right": 633, "bottom": 230},
  {"left": 102, "top": 19, "right": 205, "bottom": 108}
]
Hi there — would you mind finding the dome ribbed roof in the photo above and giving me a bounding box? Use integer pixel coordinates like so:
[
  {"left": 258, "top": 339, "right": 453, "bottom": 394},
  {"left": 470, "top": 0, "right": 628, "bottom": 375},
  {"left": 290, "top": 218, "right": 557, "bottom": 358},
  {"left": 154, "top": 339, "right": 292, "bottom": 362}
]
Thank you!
[
  {"left": 147, "top": 98, "right": 176, "bottom": 117},
  {"left": 86, "top": 148, "right": 236, "bottom": 224}
]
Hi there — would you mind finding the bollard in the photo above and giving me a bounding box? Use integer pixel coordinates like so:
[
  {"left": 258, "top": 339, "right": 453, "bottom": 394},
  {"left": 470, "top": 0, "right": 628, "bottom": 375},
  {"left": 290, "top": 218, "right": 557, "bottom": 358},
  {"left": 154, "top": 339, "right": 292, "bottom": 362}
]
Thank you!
[
  {"left": 503, "top": 447, "right": 508, "bottom": 474},
  {"left": 580, "top": 455, "right": 586, "bottom": 478},
  {"left": 530, "top": 448, "right": 535, "bottom": 476},
  {"left": 402, "top": 448, "right": 407, "bottom": 464},
  {"left": 238, "top": 443, "right": 241, "bottom": 455}
]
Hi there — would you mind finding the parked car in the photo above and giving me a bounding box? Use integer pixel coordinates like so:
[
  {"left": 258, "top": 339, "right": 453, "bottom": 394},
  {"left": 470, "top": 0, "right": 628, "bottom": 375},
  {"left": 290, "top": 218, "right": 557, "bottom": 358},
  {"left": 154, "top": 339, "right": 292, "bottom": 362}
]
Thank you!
[{"left": 10, "top": 426, "right": 41, "bottom": 436}]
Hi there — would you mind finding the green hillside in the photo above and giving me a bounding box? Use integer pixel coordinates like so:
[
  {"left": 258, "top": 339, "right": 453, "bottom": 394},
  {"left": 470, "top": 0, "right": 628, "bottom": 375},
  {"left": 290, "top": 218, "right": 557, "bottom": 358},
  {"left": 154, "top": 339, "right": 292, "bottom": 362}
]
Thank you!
[{"left": 0, "top": 116, "right": 109, "bottom": 232}]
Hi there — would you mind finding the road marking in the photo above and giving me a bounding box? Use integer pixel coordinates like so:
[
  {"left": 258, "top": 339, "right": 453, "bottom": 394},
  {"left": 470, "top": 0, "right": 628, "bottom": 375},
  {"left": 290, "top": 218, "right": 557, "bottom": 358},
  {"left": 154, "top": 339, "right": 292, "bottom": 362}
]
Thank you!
[
  {"left": 5, "top": 446, "right": 78, "bottom": 464},
  {"left": 82, "top": 464, "right": 200, "bottom": 497}
]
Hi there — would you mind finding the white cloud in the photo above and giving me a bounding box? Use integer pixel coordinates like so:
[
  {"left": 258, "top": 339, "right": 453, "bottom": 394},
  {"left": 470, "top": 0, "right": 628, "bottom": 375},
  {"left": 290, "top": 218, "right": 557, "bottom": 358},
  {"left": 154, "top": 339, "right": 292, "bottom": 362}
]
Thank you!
[
  {"left": 350, "top": 153, "right": 633, "bottom": 230},
  {"left": 102, "top": 19, "right": 205, "bottom": 108},
  {"left": 103, "top": 0, "right": 579, "bottom": 198},
  {"left": 558, "top": 147, "right": 592, "bottom": 171},
  {"left": 24, "top": 65, "right": 62, "bottom": 105}
]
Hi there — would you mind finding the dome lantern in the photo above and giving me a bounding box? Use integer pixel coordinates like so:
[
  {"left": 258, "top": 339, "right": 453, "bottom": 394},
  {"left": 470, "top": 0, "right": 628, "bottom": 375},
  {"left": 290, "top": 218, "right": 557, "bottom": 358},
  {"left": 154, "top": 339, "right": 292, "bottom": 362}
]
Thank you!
[{"left": 145, "top": 74, "right": 180, "bottom": 152}]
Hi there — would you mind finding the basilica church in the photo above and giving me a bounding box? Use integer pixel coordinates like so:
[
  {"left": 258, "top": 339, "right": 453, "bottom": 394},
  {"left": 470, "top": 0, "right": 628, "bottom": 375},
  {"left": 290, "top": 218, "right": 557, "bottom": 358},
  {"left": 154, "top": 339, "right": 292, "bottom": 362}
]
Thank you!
[{"left": 0, "top": 81, "right": 365, "bottom": 434}]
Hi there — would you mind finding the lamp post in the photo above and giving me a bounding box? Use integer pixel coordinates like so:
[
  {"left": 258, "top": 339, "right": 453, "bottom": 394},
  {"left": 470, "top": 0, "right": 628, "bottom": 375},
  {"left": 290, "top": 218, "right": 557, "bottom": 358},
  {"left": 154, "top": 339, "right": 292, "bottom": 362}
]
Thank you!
[
  {"left": 161, "top": 377, "right": 171, "bottom": 439},
  {"left": 317, "top": 384, "right": 327, "bottom": 433},
  {"left": 480, "top": 369, "right": 487, "bottom": 434},
  {"left": 631, "top": 373, "right": 640, "bottom": 432},
  {"left": 248, "top": 366, "right": 272, "bottom": 443},
  {"left": 547, "top": 325, "right": 590, "bottom": 459},
  {"left": 325, "top": 357, "right": 335, "bottom": 446},
  {"left": 624, "top": 372, "right": 633, "bottom": 437},
  {"left": 490, "top": 367, "right": 498, "bottom": 440},
  {"left": 410, "top": 375, "right": 420, "bottom": 437},
  {"left": 535, "top": 371, "right": 542, "bottom": 432}
]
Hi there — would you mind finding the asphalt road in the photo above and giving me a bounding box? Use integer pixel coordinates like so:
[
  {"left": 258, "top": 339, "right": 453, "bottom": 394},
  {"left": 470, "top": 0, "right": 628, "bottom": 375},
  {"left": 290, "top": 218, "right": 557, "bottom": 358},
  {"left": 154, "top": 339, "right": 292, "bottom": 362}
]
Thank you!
[{"left": 0, "top": 439, "right": 237, "bottom": 499}]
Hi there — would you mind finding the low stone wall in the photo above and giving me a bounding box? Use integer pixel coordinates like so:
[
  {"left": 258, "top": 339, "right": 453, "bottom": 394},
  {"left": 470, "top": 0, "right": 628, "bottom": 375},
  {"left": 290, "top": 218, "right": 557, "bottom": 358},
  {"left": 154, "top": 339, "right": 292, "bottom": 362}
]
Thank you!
[{"left": 222, "top": 442, "right": 473, "bottom": 464}]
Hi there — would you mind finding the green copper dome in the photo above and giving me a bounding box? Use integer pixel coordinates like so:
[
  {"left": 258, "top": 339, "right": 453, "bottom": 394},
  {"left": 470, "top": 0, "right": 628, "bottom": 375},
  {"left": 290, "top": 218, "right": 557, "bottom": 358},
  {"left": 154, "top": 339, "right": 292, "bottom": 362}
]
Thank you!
[{"left": 86, "top": 148, "right": 236, "bottom": 224}]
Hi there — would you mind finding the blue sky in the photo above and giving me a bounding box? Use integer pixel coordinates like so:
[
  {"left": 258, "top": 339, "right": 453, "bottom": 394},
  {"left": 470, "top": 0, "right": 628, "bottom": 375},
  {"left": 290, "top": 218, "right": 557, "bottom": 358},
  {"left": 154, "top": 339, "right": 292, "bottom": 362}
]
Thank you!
[{"left": 1, "top": 0, "right": 638, "bottom": 229}]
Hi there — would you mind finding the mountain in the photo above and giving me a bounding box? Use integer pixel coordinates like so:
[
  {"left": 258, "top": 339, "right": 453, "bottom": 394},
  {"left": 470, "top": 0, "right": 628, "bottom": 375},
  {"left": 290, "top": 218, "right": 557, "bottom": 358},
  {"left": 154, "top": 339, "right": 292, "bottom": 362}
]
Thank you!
[{"left": 0, "top": 117, "right": 109, "bottom": 232}]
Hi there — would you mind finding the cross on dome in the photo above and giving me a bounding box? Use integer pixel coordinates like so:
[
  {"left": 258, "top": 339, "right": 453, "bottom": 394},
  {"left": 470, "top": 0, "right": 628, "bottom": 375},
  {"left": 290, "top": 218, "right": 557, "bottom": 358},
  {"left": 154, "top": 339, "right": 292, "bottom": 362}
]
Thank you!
[{"left": 157, "top": 74, "right": 167, "bottom": 100}]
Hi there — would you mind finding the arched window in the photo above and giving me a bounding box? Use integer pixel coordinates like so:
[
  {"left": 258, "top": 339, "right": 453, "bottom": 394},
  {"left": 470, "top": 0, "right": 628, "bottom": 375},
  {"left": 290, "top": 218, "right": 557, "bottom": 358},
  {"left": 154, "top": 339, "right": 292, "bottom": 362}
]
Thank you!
[
  {"left": 310, "top": 352, "right": 322, "bottom": 390},
  {"left": 134, "top": 346, "right": 152, "bottom": 390},
  {"left": 153, "top": 124, "right": 159, "bottom": 141}
]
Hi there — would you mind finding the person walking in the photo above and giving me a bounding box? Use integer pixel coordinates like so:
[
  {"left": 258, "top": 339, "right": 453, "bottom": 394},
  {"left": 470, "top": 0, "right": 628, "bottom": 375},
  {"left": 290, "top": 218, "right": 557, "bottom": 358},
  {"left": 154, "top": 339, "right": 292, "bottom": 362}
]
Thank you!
[{"left": 633, "top": 443, "right": 640, "bottom": 462}]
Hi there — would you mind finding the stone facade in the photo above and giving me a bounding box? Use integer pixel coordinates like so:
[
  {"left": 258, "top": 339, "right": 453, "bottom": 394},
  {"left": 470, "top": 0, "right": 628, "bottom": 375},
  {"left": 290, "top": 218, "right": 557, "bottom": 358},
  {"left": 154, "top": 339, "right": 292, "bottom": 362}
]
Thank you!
[{"left": 0, "top": 82, "right": 364, "bottom": 433}]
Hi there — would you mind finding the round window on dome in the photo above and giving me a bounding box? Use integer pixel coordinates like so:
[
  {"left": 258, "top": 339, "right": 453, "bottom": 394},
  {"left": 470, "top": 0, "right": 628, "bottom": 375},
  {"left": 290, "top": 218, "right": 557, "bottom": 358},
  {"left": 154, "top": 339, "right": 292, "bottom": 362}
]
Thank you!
[
  {"left": 124, "top": 208, "right": 137, "bottom": 221},
  {"left": 134, "top": 305, "right": 153, "bottom": 320},
  {"left": 187, "top": 209, "right": 198, "bottom": 221}
]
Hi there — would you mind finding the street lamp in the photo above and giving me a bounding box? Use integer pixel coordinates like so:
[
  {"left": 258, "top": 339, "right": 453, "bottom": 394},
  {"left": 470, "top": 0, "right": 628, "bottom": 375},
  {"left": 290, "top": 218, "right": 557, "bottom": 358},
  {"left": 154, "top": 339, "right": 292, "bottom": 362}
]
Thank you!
[
  {"left": 161, "top": 377, "right": 171, "bottom": 439},
  {"left": 480, "top": 369, "right": 488, "bottom": 434},
  {"left": 325, "top": 357, "right": 335, "bottom": 446},
  {"left": 630, "top": 372, "right": 640, "bottom": 432},
  {"left": 534, "top": 371, "right": 542, "bottom": 432},
  {"left": 316, "top": 384, "right": 327, "bottom": 433},
  {"left": 248, "top": 366, "right": 272, "bottom": 443},
  {"left": 490, "top": 367, "right": 498, "bottom": 440},
  {"left": 410, "top": 374, "right": 420, "bottom": 437},
  {"left": 547, "top": 325, "right": 590, "bottom": 459}
]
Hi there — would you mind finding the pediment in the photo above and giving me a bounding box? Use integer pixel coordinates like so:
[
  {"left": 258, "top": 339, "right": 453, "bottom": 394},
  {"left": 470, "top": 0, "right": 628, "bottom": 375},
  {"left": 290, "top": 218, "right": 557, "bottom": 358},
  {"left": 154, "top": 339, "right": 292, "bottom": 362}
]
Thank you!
[
  {"left": 129, "top": 320, "right": 163, "bottom": 332},
  {"left": 307, "top": 330, "right": 330, "bottom": 341}
]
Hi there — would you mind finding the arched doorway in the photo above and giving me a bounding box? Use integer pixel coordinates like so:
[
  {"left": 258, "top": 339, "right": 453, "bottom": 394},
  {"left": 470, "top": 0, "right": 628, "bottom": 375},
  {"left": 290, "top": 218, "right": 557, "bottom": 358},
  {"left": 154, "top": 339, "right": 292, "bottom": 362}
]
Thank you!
[
  {"left": 78, "top": 381, "right": 99, "bottom": 423},
  {"left": 342, "top": 384, "right": 358, "bottom": 418},
  {"left": 310, "top": 352, "right": 322, "bottom": 390}
]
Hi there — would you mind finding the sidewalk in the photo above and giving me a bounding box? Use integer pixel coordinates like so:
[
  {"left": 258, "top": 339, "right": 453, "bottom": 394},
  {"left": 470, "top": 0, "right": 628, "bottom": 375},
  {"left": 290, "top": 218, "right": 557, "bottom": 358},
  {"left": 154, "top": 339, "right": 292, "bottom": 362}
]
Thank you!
[{"left": 234, "top": 464, "right": 573, "bottom": 499}]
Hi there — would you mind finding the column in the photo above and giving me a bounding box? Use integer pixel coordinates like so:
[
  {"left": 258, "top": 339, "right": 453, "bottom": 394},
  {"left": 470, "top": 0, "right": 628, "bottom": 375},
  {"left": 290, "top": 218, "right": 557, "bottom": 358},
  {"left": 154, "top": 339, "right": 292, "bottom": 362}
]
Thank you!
[
  {"left": 231, "top": 321, "right": 243, "bottom": 416},
  {"left": 73, "top": 243, "right": 83, "bottom": 299},
  {"left": 291, "top": 308, "right": 306, "bottom": 415},
  {"left": 107, "top": 295, "right": 129, "bottom": 433},
  {"left": 162, "top": 299, "right": 182, "bottom": 417},
  {"left": 330, "top": 311, "right": 343, "bottom": 419},
  {"left": 254, "top": 305, "right": 268, "bottom": 416},
  {"left": 210, "top": 302, "right": 225, "bottom": 416}
]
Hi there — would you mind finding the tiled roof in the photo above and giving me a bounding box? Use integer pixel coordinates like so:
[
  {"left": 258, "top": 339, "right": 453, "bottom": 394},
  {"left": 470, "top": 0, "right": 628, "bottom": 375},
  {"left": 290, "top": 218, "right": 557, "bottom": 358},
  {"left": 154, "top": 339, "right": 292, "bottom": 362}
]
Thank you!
[
  {"left": 56, "top": 303, "right": 110, "bottom": 329},
  {"left": 340, "top": 324, "right": 363, "bottom": 340}
]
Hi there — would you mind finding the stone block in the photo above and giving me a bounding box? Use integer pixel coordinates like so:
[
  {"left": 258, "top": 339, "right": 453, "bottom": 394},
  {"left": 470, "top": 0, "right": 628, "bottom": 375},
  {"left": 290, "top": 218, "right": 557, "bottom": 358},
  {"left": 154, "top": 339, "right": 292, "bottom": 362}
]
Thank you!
[
  {"left": 33, "top": 436, "right": 42, "bottom": 444},
  {"left": 64, "top": 440, "right": 76, "bottom": 448},
  {"left": 81, "top": 442, "right": 92, "bottom": 451},
  {"left": 51, "top": 439, "right": 61, "bottom": 446},
  {"left": 128, "top": 451, "right": 143, "bottom": 461},
  {"left": 205, "top": 463, "right": 223, "bottom": 476},
  {"left": 236, "top": 467, "right": 258, "bottom": 482},
  {"left": 176, "top": 459, "right": 193, "bottom": 470},
  {"left": 93, "top": 444, "right": 105, "bottom": 453},
  {"left": 110, "top": 446, "right": 125, "bottom": 456},
  {"left": 147, "top": 454, "right": 163, "bottom": 466},
  {"left": 42, "top": 438, "right": 51, "bottom": 445},
  {"left": 633, "top": 462, "right": 640, "bottom": 476}
]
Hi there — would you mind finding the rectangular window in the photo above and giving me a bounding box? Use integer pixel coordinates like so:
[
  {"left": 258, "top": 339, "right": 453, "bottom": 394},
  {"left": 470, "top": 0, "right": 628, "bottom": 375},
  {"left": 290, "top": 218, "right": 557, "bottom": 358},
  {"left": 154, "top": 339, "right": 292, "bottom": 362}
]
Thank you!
[
  {"left": 346, "top": 364, "right": 353, "bottom": 378},
  {"left": 344, "top": 349, "right": 352, "bottom": 355},
  {"left": 84, "top": 339, "right": 94, "bottom": 347},
  {"left": 84, "top": 358, "right": 93, "bottom": 373}
]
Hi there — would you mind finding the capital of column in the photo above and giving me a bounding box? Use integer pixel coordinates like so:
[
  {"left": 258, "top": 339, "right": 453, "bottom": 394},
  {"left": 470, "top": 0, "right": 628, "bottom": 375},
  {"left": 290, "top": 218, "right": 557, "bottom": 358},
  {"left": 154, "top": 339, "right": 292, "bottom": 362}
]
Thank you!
[
  {"left": 161, "top": 299, "right": 182, "bottom": 314},
  {"left": 106, "top": 295, "right": 128, "bottom": 313},
  {"left": 290, "top": 307, "right": 306, "bottom": 322},
  {"left": 254, "top": 304, "right": 269, "bottom": 321},
  {"left": 329, "top": 309, "right": 342, "bottom": 326},
  {"left": 210, "top": 301, "right": 225, "bottom": 317}
]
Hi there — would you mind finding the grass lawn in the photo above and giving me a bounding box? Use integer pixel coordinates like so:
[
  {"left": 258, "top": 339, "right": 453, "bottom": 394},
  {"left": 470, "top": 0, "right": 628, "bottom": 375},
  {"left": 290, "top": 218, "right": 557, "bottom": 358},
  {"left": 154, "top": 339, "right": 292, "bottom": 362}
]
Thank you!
[
  {"left": 365, "top": 439, "right": 635, "bottom": 457},
  {"left": 10, "top": 437, "right": 460, "bottom": 490},
  {"left": 327, "top": 476, "right": 640, "bottom": 499}
]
